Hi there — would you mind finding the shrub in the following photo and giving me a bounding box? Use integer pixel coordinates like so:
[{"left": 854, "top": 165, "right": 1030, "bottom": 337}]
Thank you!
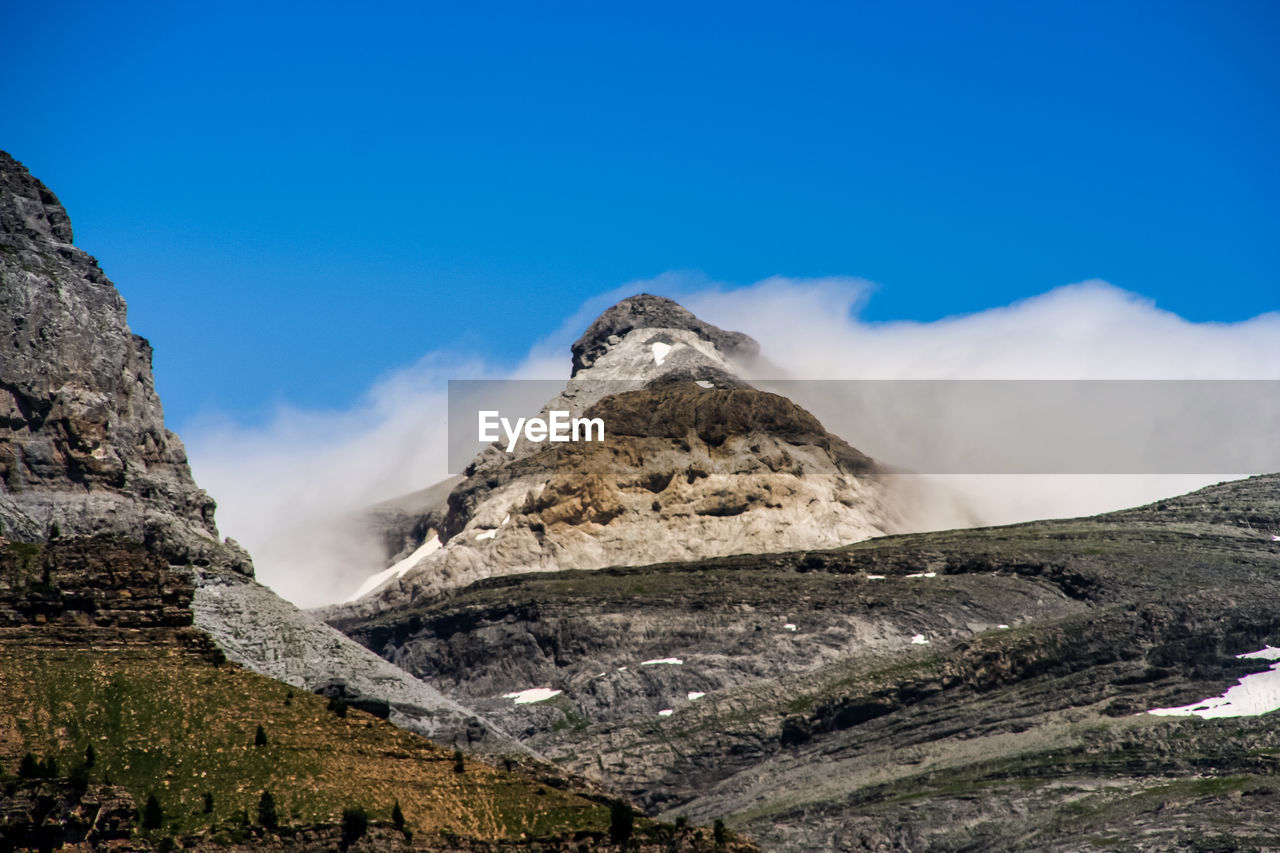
[
  {"left": 203, "top": 792, "right": 214, "bottom": 814},
  {"left": 83, "top": 744, "right": 95, "bottom": 769},
  {"left": 254, "top": 725, "right": 267, "bottom": 747},
  {"left": 142, "top": 794, "right": 164, "bottom": 830},
  {"left": 341, "top": 806, "right": 368, "bottom": 844},
  {"left": 257, "top": 790, "right": 278, "bottom": 830},
  {"left": 609, "top": 799, "right": 633, "bottom": 845},
  {"left": 453, "top": 749, "right": 465, "bottom": 773},
  {"left": 327, "top": 696, "right": 348, "bottom": 718}
]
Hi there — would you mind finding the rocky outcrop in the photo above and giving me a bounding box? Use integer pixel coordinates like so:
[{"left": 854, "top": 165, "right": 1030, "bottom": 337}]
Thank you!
[
  {"left": 0, "top": 780, "right": 136, "bottom": 850},
  {"left": 0, "top": 150, "right": 249, "bottom": 575},
  {"left": 570, "top": 293, "right": 759, "bottom": 376}
]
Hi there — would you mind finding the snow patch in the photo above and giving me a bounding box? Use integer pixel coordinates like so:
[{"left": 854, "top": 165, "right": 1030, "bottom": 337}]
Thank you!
[
  {"left": 1272, "top": 535, "right": 1280, "bottom": 542},
  {"left": 911, "top": 634, "right": 930, "bottom": 645},
  {"left": 658, "top": 709, "right": 674, "bottom": 717},
  {"left": 783, "top": 623, "right": 797, "bottom": 632},
  {"left": 641, "top": 657, "right": 683, "bottom": 666},
  {"left": 867, "top": 574, "right": 886, "bottom": 580},
  {"left": 997, "top": 624, "right": 1010, "bottom": 630},
  {"left": 347, "top": 534, "right": 442, "bottom": 601},
  {"left": 651, "top": 342, "right": 673, "bottom": 366},
  {"left": 905, "top": 571, "right": 937, "bottom": 578},
  {"left": 687, "top": 691, "right": 705, "bottom": 701},
  {"left": 502, "top": 514, "right": 510, "bottom": 525},
  {"left": 475, "top": 529, "right": 496, "bottom": 541},
  {"left": 695, "top": 380, "right": 714, "bottom": 389},
  {"left": 1148, "top": 647, "right": 1280, "bottom": 718},
  {"left": 503, "top": 688, "right": 561, "bottom": 705}
]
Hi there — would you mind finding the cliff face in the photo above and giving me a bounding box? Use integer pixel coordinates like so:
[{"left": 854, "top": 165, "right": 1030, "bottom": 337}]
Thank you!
[{"left": 0, "top": 151, "right": 250, "bottom": 574}]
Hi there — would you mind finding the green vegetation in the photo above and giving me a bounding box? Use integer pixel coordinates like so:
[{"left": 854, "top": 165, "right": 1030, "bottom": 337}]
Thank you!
[{"left": 0, "top": 638, "right": 610, "bottom": 841}]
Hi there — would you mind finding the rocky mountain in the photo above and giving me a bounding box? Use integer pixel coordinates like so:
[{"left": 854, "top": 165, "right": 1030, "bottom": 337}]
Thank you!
[
  {"left": 328, "top": 473, "right": 1280, "bottom": 851},
  {"left": 331, "top": 294, "right": 907, "bottom": 619},
  {"left": 0, "top": 149, "right": 521, "bottom": 754},
  {"left": 2, "top": 151, "right": 751, "bottom": 851}
]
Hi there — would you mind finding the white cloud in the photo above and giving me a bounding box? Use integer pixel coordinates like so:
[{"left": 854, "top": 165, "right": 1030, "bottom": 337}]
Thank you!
[{"left": 185, "top": 275, "right": 1280, "bottom": 607}]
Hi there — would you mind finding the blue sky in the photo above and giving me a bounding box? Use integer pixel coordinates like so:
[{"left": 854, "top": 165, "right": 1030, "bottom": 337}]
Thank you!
[{"left": 3, "top": 1, "right": 1277, "bottom": 429}]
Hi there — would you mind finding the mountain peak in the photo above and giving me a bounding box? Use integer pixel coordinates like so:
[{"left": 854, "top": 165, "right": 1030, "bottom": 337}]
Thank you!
[
  {"left": 570, "top": 293, "right": 759, "bottom": 376},
  {"left": 0, "top": 150, "right": 73, "bottom": 244}
]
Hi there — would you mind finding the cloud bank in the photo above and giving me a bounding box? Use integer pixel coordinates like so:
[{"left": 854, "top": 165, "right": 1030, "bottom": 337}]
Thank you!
[{"left": 185, "top": 276, "right": 1280, "bottom": 607}]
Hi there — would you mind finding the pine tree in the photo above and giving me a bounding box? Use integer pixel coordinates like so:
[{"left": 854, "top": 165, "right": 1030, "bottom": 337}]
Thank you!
[
  {"left": 83, "top": 744, "right": 96, "bottom": 769},
  {"left": 341, "top": 806, "right": 367, "bottom": 844},
  {"left": 17, "top": 753, "right": 38, "bottom": 778},
  {"left": 142, "top": 794, "right": 163, "bottom": 830},
  {"left": 391, "top": 800, "right": 405, "bottom": 832},
  {"left": 254, "top": 725, "right": 267, "bottom": 747},
  {"left": 453, "top": 749, "right": 465, "bottom": 773},
  {"left": 257, "top": 790, "right": 278, "bottom": 830},
  {"left": 609, "top": 799, "right": 634, "bottom": 845},
  {"left": 203, "top": 792, "right": 214, "bottom": 814},
  {"left": 714, "top": 818, "right": 727, "bottom": 847}
]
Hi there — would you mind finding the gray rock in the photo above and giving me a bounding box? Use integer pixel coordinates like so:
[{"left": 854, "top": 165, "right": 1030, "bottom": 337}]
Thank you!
[
  {"left": 0, "top": 150, "right": 248, "bottom": 574},
  {"left": 571, "top": 293, "right": 760, "bottom": 376}
]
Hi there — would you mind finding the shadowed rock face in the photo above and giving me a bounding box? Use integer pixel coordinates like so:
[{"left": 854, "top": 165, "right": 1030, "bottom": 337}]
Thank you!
[{"left": 0, "top": 151, "right": 249, "bottom": 574}]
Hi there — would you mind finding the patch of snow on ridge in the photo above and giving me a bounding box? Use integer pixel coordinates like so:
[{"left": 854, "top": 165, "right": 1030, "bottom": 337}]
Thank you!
[
  {"left": 911, "top": 634, "right": 930, "bottom": 645},
  {"left": 688, "top": 691, "right": 706, "bottom": 701},
  {"left": 475, "top": 529, "right": 496, "bottom": 541},
  {"left": 347, "top": 534, "right": 441, "bottom": 601},
  {"left": 503, "top": 688, "right": 561, "bottom": 705},
  {"left": 651, "top": 342, "right": 673, "bottom": 365},
  {"left": 658, "top": 709, "right": 674, "bottom": 717},
  {"left": 905, "top": 571, "right": 937, "bottom": 578},
  {"left": 641, "top": 657, "right": 683, "bottom": 666},
  {"left": 784, "top": 623, "right": 797, "bottom": 632},
  {"left": 1148, "top": 647, "right": 1280, "bottom": 718},
  {"left": 695, "top": 380, "right": 714, "bottom": 389},
  {"left": 1272, "top": 535, "right": 1280, "bottom": 542},
  {"left": 867, "top": 574, "right": 886, "bottom": 580}
]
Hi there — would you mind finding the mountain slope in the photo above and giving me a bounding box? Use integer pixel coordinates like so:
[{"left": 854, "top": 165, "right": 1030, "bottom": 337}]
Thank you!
[
  {"left": 329, "top": 474, "right": 1280, "bottom": 851},
  {"left": 0, "top": 151, "right": 749, "bottom": 850}
]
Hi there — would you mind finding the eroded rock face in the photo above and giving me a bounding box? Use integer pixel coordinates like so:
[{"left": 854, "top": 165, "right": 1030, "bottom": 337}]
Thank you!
[
  {"left": 331, "top": 295, "right": 902, "bottom": 616},
  {"left": 0, "top": 150, "right": 249, "bottom": 575}
]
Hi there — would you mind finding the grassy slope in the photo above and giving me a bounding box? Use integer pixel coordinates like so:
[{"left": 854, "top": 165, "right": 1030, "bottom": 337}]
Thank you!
[{"left": 0, "top": 634, "right": 607, "bottom": 843}]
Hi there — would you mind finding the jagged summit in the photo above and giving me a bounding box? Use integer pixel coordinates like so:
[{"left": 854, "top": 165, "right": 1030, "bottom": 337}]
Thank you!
[
  {"left": 570, "top": 293, "right": 759, "bottom": 376},
  {"left": 0, "top": 151, "right": 73, "bottom": 243}
]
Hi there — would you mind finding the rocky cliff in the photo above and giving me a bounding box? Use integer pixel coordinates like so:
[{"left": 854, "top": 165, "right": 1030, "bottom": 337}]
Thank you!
[
  {"left": 0, "top": 151, "right": 249, "bottom": 573},
  {"left": 0, "top": 150, "right": 518, "bottom": 754}
]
